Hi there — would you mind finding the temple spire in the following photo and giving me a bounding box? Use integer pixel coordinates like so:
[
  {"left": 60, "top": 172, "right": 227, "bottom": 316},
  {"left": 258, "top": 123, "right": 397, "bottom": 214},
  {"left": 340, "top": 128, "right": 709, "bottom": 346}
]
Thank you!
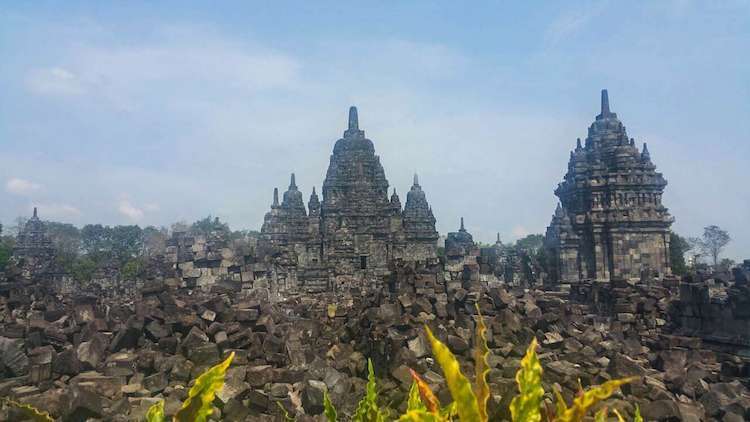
[
  {"left": 289, "top": 173, "right": 297, "bottom": 189},
  {"left": 348, "top": 106, "right": 358, "bottom": 131},
  {"left": 601, "top": 89, "right": 610, "bottom": 116},
  {"left": 641, "top": 142, "right": 650, "bottom": 160},
  {"left": 413, "top": 173, "right": 419, "bottom": 187},
  {"left": 33, "top": 207, "right": 38, "bottom": 219},
  {"left": 273, "top": 188, "right": 279, "bottom": 207},
  {"left": 459, "top": 217, "right": 465, "bottom": 232}
]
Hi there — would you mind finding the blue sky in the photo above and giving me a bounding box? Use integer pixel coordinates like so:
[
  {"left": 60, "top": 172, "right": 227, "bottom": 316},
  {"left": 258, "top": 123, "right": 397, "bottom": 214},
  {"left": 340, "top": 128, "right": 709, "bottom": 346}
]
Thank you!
[{"left": 1, "top": 1, "right": 748, "bottom": 259}]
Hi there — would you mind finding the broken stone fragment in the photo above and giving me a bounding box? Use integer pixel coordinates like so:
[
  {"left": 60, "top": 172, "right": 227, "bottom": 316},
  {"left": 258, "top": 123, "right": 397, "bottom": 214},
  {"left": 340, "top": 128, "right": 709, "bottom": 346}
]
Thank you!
[
  {"left": 0, "top": 336, "right": 29, "bottom": 376},
  {"left": 301, "top": 379, "right": 327, "bottom": 415}
]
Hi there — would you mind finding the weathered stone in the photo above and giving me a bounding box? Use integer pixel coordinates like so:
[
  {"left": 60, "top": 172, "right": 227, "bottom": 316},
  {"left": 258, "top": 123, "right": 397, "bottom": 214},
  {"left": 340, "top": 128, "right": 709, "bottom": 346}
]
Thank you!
[
  {"left": 0, "top": 336, "right": 29, "bottom": 376},
  {"left": 189, "top": 343, "right": 220, "bottom": 366},
  {"left": 77, "top": 334, "right": 108, "bottom": 370},
  {"left": 301, "top": 379, "right": 327, "bottom": 415},
  {"left": 142, "top": 372, "right": 168, "bottom": 393},
  {"left": 53, "top": 347, "right": 80, "bottom": 376}
]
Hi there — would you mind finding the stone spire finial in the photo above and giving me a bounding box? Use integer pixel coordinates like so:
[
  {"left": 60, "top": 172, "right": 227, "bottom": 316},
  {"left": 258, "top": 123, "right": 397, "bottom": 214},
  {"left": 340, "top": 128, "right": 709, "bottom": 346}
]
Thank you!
[
  {"left": 576, "top": 138, "right": 582, "bottom": 150},
  {"left": 641, "top": 143, "right": 650, "bottom": 160},
  {"left": 497, "top": 232, "right": 501, "bottom": 243},
  {"left": 289, "top": 173, "right": 297, "bottom": 190},
  {"left": 273, "top": 188, "right": 279, "bottom": 207},
  {"left": 413, "top": 173, "right": 419, "bottom": 187},
  {"left": 460, "top": 217, "right": 465, "bottom": 232},
  {"left": 312, "top": 186, "right": 317, "bottom": 195},
  {"left": 601, "top": 89, "right": 610, "bottom": 116},
  {"left": 33, "top": 207, "right": 38, "bottom": 219},
  {"left": 348, "top": 106, "right": 358, "bottom": 131}
]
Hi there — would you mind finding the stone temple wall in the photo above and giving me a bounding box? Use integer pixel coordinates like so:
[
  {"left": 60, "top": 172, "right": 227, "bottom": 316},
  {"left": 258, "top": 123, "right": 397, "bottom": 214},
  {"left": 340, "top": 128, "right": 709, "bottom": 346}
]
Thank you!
[{"left": 608, "top": 230, "right": 671, "bottom": 280}]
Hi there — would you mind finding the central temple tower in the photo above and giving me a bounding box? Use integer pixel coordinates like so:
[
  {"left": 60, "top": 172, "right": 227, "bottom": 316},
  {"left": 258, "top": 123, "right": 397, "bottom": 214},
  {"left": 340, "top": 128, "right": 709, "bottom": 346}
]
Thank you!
[
  {"left": 260, "top": 107, "right": 438, "bottom": 292},
  {"left": 320, "top": 106, "right": 403, "bottom": 276}
]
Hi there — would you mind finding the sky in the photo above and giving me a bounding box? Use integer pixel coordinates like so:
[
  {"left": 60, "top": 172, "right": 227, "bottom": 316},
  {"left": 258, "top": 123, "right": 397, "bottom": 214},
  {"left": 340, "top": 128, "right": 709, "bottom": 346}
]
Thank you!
[{"left": 0, "top": 1, "right": 748, "bottom": 260}]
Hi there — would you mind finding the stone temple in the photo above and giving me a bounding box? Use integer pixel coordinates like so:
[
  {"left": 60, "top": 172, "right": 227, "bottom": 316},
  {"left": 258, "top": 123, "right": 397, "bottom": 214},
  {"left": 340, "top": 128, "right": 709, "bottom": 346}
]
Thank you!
[
  {"left": 259, "top": 107, "right": 439, "bottom": 292},
  {"left": 544, "top": 90, "right": 674, "bottom": 283}
]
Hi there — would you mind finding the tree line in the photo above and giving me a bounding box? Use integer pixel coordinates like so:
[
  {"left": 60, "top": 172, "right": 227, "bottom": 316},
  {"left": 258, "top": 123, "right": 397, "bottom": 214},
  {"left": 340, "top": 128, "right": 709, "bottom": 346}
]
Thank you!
[{"left": 0, "top": 215, "right": 257, "bottom": 281}]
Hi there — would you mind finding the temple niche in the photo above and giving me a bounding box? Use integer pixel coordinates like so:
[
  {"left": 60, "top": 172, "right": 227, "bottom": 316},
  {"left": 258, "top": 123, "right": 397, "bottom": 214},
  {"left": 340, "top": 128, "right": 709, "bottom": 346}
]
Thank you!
[
  {"left": 544, "top": 90, "right": 674, "bottom": 283},
  {"left": 259, "top": 107, "right": 439, "bottom": 293}
]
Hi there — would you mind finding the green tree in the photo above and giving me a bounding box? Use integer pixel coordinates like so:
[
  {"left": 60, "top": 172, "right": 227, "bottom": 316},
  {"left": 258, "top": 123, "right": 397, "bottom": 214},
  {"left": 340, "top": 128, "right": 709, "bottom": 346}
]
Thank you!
[
  {"left": 110, "top": 225, "right": 143, "bottom": 264},
  {"left": 122, "top": 258, "right": 145, "bottom": 280},
  {"left": 515, "top": 234, "right": 544, "bottom": 252},
  {"left": 191, "top": 215, "right": 229, "bottom": 236},
  {"left": 71, "top": 256, "right": 97, "bottom": 282},
  {"left": 718, "top": 258, "right": 736, "bottom": 272},
  {"left": 669, "top": 232, "right": 691, "bottom": 276},
  {"left": 80, "top": 224, "right": 111, "bottom": 257},
  {"left": 696, "top": 225, "right": 731, "bottom": 267},
  {"left": 142, "top": 226, "right": 168, "bottom": 256},
  {"left": 0, "top": 223, "right": 14, "bottom": 271},
  {"left": 45, "top": 221, "right": 81, "bottom": 273}
]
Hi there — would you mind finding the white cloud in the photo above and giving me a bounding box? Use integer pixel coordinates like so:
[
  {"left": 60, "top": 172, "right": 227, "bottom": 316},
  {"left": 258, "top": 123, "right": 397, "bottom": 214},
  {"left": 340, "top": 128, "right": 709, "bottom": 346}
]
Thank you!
[
  {"left": 6, "top": 178, "right": 42, "bottom": 195},
  {"left": 118, "top": 199, "right": 144, "bottom": 221},
  {"left": 25, "top": 67, "right": 86, "bottom": 96},
  {"left": 512, "top": 225, "right": 529, "bottom": 239},
  {"left": 545, "top": 3, "right": 608, "bottom": 46}
]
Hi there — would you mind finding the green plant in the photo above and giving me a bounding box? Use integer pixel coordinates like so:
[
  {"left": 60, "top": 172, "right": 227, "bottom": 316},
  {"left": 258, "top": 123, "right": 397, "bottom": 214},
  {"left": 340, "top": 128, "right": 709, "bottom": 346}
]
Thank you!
[
  {"left": 324, "top": 390, "right": 338, "bottom": 422},
  {"left": 352, "top": 359, "right": 390, "bottom": 422},
  {"left": 146, "top": 351, "right": 234, "bottom": 422},
  {"left": 396, "top": 304, "right": 638, "bottom": 422},
  {"left": 1, "top": 398, "right": 54, "bottom": 422},
  {"left": 510, "top": 338, "right": 543, "bottom": 422}
]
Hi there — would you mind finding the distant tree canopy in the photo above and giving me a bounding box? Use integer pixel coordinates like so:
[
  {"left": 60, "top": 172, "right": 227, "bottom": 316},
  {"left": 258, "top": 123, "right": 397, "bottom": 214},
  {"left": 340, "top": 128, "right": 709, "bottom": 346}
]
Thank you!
[
  {"left": 514, "top": 234, "right": 544, "bottom": 252},
  {"left": 190, "top": 215, "right": 229, "bottom": 236},
  {"left": 0, "top": 213, "right": 249, "bottom": 281},
  {"left": 0, "top": 223, "right": 14, "bottom": 271},
  {"left": 80, "top": 224, "right": 143, "bottom": 263},
  {"left": 694, "top": 225, "right": 731, "bottom": 267},
  {"left": 669, "top": 232, "right": 691, "bottom": 276}
]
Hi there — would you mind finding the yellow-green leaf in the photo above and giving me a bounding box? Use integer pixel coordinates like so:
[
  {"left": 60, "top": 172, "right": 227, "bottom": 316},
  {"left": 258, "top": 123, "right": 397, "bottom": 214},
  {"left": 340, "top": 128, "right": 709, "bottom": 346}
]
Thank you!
[
  {"left": 323, "top": 390, "right": 338, "bottom": 422},
  {"left": 553, "top": 387, "right": 568, "bottom": 417},
  {"left": 473, "top": 304, "right": 490, "bottom": 422},
  {"left": 509, "top": 338, "right": 544, "bottom": 422},
  {"left": 398, "top": 409, "right": 443, "bottom": 422},
  {"left": 634, "top": 404, "right": 643, "bottom": 422},
  {"left": 353, "top": 359, "right": 389, "bottom": 422},
  {"left": 409, "top": 368, "right": 440, "bottom": 413},
  {"left": 1, "top": 398, "right": 54, "bottom": 422},
  {"left": 145, "top": 400, "right": 165, "bottom": 422},
  {"left": 556, "top": 377, "right": 636, "bottom": 422},
  {"left": 425, "top": 325, "right": 481, "bottom": 422},
  {"left": 439, "top": 402, "right": 458, "bottom": 420},
  {"left": 407, "top": 382, "right": 426, "bottom": 412},
  {"left": 173, "top": 351, "right": 234, "bottom": 422},
  {"left": 612, "top": 408, "right": 626, "bottom": 422}
]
